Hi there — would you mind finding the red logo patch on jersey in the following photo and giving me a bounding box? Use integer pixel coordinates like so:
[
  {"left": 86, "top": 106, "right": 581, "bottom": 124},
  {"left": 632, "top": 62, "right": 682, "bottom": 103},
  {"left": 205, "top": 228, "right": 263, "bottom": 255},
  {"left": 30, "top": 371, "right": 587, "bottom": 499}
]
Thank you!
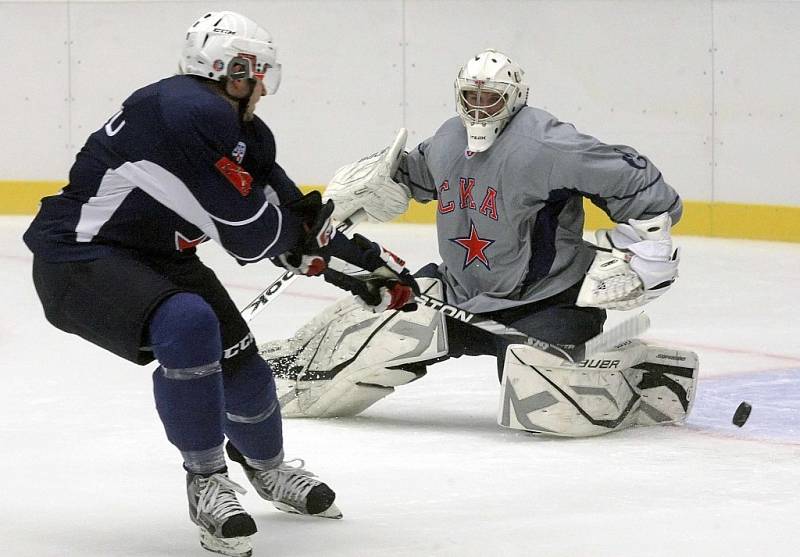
[
  {"left": 175, "top": 232, "right": 208, "bottom": 251},
  {"left": 215, "top": 156, "right": 252, "bottom": 196}
]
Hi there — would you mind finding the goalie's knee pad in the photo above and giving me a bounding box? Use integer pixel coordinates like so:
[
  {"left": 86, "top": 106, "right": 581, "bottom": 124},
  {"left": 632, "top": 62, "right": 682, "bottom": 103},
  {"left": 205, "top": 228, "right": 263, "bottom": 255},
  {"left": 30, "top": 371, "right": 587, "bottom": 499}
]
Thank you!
[
  {"left": 260, "top": 277, "right": 448, "bottom": 418},
  {"left": 497, "top": 340, "right": 698, "bottom": 437}
]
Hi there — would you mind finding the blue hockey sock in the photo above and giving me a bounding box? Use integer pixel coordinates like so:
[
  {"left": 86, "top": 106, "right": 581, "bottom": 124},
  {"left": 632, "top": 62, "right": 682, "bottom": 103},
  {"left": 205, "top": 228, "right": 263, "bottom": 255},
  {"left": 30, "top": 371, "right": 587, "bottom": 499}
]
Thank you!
[
  {"left": 153, "top": 368, "right": 226, "bottom": 470},
  {"left": 223, "top": 353, "right": 284, "bottom": 468},
  {"left": 148, "top": 293, "right": 226, "bottom": 473}
]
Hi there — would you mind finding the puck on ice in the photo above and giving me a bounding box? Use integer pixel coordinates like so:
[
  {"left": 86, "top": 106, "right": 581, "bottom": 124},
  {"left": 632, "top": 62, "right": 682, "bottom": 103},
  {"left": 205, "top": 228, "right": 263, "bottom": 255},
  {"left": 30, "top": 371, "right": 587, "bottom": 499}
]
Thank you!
[{"left": 732, "top": 402, "right": 751, "bottom": 427}]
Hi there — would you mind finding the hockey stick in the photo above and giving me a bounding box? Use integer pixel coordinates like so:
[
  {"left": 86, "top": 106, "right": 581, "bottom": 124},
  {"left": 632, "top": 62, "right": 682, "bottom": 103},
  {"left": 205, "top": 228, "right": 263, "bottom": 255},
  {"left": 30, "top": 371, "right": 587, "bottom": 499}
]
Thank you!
[
  {"left": 240, "top": 127, "right": 408, "bottom": 323},
  {"left": 322, "top": 267, "right": 650, "bottom": 364},
  {"left": 240, "top": 213, "right": 365, "bottom": 323}
]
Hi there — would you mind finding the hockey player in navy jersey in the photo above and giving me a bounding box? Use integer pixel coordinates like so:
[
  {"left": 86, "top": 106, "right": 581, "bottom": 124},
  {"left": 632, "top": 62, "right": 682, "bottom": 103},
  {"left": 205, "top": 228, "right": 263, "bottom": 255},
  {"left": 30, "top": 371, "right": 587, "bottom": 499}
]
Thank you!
[
  {"left": 261, "top": 49, "right": 699, "bottom": 439},
  {"left": 23, "top": 11, "right": 418, "bottom": 557}
]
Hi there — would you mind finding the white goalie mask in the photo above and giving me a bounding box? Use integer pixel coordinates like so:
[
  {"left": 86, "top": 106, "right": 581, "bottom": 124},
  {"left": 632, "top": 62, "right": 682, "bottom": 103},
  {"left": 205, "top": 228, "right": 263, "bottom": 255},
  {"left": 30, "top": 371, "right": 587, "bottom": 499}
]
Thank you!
[
  {"left": 178, "top": 11, "right": 282, "bottom": 94},
  {"left": 454, "top": 49, "right": 529, "bottom": 152}
]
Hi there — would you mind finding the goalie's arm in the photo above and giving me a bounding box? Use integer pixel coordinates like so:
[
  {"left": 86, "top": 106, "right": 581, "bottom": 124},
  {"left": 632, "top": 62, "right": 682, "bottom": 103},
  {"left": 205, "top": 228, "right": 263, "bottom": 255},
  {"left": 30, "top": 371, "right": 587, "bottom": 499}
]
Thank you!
[
  {"left": 550, "top": 144, "right": 683, "bottom": 309},
  {"left": 541, "top": 127, "right": 683, "bottom": 310},
  {"left": 393, "top": 139, "right": 438, "bottom": 203}
]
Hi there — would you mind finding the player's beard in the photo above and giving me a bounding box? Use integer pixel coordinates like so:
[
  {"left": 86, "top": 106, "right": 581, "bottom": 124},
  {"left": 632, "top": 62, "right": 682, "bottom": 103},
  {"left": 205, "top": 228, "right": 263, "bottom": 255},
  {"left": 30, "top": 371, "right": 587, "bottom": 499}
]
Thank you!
[
  {"left": 240, "top": 98, "right": 255, "bottom": 122},
  {"left": 241, "top": 81, "right": 260, "bottom": 122}
]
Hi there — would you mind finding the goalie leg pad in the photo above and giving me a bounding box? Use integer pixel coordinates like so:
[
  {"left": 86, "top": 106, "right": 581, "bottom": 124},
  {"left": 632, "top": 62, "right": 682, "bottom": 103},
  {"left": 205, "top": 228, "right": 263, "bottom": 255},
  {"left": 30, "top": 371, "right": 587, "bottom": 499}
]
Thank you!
[
  {"left": 497, "top": 340, "right": 699, "bottom": 437},
  {"left": 262, "top": 278, "right": 447, "bottom": 418},
  {"left": 628, "top": 345, "right": 699, "bottom": 427},
  {"left": 498, "top": 341, "right": 648, "bottom": 437},
  {"left": 277, "top": 365, "right": 426, "bottom": 419}
]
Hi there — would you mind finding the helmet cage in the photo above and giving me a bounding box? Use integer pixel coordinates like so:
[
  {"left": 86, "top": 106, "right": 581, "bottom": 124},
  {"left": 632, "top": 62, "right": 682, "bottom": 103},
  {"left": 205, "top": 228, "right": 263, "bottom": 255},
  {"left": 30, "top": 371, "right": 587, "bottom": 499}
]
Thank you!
[
  {"left": 227, "top": 51, "right": 282, "bottom": 94},
  {"left": 455, "top": 76, "right": 516, "bottom": 125},
  {"left": 452, "top": 50, "right": 529, "bottom": 152}
]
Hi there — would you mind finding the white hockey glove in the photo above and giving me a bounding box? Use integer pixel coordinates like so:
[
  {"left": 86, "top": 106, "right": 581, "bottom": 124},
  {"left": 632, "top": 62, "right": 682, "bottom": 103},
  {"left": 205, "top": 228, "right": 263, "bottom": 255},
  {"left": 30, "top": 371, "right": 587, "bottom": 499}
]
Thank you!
[
  {"left": 324, "top": 128, "right": 411, "bottom": 223},
  {"left": 577, "top": 212, "right": 680, "bottom": 310}
]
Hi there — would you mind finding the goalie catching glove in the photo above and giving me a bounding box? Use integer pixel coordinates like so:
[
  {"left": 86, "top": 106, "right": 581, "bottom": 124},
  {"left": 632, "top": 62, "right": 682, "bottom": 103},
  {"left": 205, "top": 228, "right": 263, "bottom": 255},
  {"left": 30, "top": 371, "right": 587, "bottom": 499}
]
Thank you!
[
  {"left": 577, "top": 212, "right": 680, "bottom": 310},
  {"left": 274, "top": 191, "right": 336, "bottom": 276},
  {"left": 324, "top": 128, "right": 411, "bottom": 223}
]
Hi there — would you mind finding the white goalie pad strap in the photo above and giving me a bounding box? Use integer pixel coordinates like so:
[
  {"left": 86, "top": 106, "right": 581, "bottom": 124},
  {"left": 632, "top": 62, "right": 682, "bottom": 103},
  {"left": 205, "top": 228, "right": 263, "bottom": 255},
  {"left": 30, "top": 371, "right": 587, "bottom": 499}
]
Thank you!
[
  {"left": 498, "top": 340, "right": 698, "bottom": 437},
  {"left": 324, "top": 128, "right": 411, "bottom": 223},
  {"left": 260, "top": 277, "right": 448, "bottom": 417}
]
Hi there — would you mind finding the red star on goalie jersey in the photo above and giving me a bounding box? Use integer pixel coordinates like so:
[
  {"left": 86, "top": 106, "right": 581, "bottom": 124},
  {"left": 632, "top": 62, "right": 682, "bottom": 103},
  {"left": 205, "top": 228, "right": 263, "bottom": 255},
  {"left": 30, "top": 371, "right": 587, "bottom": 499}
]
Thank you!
[{"left": 450, "top": 221, "right": 495, "bottom": 270}]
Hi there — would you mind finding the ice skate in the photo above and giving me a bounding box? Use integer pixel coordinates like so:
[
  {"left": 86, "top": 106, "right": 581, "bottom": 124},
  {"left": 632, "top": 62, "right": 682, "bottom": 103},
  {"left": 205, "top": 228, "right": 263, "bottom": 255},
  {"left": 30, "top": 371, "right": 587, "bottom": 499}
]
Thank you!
[
  {"left": 187, "top": 469, "right": 258, "bottom": 557},
  {"left": 226, "top": 442, "right": 342, "bottom": 519}
]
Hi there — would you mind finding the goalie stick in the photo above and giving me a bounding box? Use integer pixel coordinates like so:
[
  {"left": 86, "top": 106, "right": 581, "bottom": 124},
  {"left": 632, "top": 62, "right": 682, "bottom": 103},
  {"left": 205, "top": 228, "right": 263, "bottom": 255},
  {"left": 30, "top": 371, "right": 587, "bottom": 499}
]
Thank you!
[{"left": 322, "top": 267, "right": 650, "bottom": 364}]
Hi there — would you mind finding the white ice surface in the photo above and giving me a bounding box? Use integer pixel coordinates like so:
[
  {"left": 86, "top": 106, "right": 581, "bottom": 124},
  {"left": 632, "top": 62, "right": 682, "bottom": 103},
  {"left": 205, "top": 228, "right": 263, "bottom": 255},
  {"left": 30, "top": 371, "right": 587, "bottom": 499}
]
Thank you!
[{"left": 1, "top": 216, "right": 799, "bottom": 557}]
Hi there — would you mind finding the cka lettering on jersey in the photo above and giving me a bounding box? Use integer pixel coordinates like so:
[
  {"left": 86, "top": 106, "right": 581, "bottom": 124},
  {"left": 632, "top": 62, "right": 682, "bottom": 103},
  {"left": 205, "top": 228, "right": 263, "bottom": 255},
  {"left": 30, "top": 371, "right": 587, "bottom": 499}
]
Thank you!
[
  {"left": 440, "top": 177, "right": 499, "bottom": 270},
  {"left": 437, "top": 178, "right": 498, "bottom": 221}
]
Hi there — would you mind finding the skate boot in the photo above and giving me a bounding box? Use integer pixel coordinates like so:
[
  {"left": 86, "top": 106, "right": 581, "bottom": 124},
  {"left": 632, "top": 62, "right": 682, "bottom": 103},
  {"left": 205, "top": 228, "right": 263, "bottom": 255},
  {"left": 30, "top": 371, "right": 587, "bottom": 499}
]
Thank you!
[
  {"left": 226, "top": 441, "right": 342, "bottom": 519},
  {"left": 186, "top": 469, "right": 258, "bottom": 557}
]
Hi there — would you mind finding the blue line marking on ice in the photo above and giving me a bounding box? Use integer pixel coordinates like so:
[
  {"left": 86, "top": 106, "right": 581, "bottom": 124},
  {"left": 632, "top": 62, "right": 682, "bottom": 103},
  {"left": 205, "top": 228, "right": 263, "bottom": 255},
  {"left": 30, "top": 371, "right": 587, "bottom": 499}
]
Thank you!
[{"left": 687, "top": 368, "right": 800, "bottom": 443}]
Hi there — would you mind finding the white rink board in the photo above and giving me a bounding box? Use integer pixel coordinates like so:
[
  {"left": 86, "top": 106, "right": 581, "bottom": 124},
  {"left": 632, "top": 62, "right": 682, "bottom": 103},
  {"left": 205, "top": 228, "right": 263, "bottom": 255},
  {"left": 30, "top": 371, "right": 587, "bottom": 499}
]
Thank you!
[
  {"left": 253, "top": 1, "right": 404, "bottom": 185},
  {"left": 67, "top": 2, "right": 191, "bottom": 152},
  {"left": 1, "top": 1, "right": 799, "bottom": 206},
  {"left": 404, "top": 0, "right": 714, "bottom": 203},
  {"left": 713, "top": 1, "right": 800, "bottom": 205},
  {"left": 0, "top": 2, "right": 72, "bottom": 181}
]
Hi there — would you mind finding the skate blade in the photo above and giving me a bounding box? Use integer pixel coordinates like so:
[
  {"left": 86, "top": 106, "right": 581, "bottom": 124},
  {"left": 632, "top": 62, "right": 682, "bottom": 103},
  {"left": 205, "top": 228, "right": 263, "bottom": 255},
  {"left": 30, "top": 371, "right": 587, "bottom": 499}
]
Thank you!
[
  {"left": 272, "top": 501, "right": 343, "bottom": 519},
  {"left": 199, "top": 528, "right": 253, "bottom": 557}
]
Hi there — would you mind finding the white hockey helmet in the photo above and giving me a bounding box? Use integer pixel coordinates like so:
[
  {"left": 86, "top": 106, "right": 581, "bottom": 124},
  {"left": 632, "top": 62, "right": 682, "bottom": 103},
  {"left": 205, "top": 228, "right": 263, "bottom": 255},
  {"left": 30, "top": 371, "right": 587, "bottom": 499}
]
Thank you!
[
  {"left": 454, "top": 49, "right": 529, "bottom": 152},
  {"left": 178, "top": 11, "right": 282, "bottom": 94}
]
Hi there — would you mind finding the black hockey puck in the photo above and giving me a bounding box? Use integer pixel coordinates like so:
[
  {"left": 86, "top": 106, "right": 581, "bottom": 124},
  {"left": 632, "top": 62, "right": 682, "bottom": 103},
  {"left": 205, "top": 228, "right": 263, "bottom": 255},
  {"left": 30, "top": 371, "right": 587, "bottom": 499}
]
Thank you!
[{"left": 732, "top": 401, "right": 752, "bottom": 427}]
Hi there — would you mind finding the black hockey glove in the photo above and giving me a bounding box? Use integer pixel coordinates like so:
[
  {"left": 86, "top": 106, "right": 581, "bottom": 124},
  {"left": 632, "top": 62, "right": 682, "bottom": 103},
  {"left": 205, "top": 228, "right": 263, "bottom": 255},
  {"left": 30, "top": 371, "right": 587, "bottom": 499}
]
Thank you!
[
  {"left": 335, "top": 233, "right": 420, "bottom": 312},
  {"left": 274, "top": 191, "right": 335, "bottom": 276},
  {"left": 324, "top": 267, "right": 420, "bottom": 313}
]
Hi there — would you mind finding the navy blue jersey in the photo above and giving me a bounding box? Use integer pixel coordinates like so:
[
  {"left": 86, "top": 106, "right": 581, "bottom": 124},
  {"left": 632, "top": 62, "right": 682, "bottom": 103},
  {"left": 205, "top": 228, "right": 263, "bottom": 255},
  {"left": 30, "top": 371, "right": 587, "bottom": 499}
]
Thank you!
[{"left": 24, "top": 75, "right": 304, "bottom": 264}]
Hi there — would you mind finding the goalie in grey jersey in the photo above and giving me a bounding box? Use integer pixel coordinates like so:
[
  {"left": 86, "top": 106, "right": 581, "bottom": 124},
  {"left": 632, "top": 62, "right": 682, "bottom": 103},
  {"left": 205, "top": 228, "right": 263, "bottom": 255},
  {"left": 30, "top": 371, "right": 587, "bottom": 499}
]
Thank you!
[{"left": 262, "top": 49, "right": 699, "bottom": 437}]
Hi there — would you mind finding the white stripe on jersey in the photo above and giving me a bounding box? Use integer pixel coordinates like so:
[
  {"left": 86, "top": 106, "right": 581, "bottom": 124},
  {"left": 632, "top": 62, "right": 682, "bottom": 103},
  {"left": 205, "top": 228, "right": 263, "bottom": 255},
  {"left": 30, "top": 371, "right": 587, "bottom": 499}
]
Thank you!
[
  {"left": 219, "top": 204, "right": 283, "bottom": 262},
  {"left": 74, "top": 160, "right": 283, "bottom": 262},
  {"left": 75, "top": 171, "right": 136, "bottom": 242}
]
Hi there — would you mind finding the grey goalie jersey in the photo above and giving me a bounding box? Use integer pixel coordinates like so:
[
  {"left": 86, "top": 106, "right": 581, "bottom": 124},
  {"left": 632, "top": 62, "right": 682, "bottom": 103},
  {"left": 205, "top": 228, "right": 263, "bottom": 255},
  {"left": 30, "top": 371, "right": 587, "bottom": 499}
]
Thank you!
[{"left": 397, "top": 106, "right": 682, "bottom": 313}]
